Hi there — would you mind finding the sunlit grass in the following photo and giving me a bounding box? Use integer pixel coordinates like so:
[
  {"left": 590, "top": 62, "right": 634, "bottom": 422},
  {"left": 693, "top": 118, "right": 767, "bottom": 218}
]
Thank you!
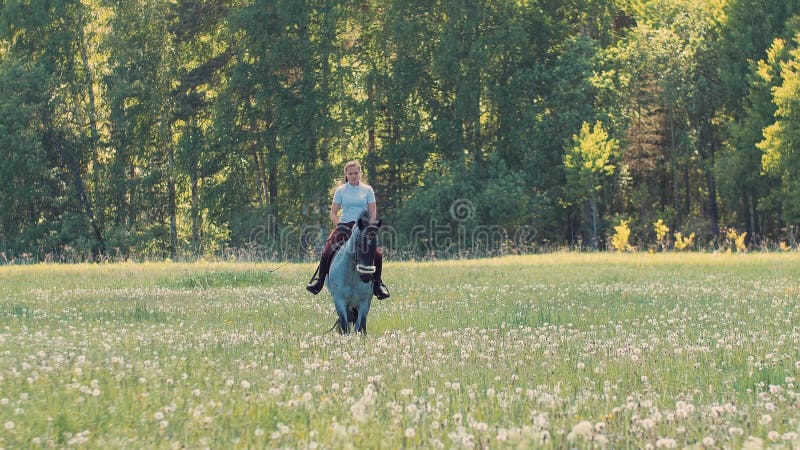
[{"left": 1, "top": 253, "right": 799, "bottom": 448}]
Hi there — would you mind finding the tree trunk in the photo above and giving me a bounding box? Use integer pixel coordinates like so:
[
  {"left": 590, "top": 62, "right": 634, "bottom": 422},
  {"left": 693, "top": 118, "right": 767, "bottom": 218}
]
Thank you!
[
  {"left": 49, "top": 130, "right": 106, "bottom": 257},
  {"left": 253, "top": 143, "right": 268, "bottom": 209},
  {"left": 705, "top": 164, "right": 719, "bottom": 236},
  {"left": 670, "top": 120, "right": 681, "bottom": 230},
  {"left": 167, "top": 146, "right": 178, "bottom": 258},
  {"left": 80, "top": 22, "right": 104, "bottom": 232},
  {"left": 590, "top": 182, "right": 599, "bottom": 250},
  {"left": 191, "top": 169, "right": 202, "bottom": 256},
  {"left": 267, "top": 152, "right": 279, "bottom": 236}
]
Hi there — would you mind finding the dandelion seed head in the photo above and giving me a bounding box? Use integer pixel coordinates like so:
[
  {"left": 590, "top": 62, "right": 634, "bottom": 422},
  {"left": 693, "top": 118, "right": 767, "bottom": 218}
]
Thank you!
[{"left": 567, "top": 421, "right": 593, "bottom": 441}]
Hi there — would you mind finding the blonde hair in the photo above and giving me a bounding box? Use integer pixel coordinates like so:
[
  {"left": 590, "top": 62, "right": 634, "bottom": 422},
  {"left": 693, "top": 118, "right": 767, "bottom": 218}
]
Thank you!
[
  {"left": 331, "top": 160, "right": 366, "bottom": 195},
  {"left": 342, "top": 160, "right": 365, "bottom": 184}
]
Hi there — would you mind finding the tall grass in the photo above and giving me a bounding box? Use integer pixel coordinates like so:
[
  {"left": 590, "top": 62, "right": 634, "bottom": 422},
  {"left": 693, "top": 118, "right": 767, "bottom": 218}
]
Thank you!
[{"left": 0, "top": 253, "right": 798, "bottom": 448}]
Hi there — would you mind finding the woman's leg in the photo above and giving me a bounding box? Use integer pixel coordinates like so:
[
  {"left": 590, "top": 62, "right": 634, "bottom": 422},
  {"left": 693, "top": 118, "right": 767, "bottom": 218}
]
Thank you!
[
  {"left": 306, "top": 227, "right": 350, "bottom": 294},
  {"left": 372, "top": 248, "right": 390, "bottom": 299}
]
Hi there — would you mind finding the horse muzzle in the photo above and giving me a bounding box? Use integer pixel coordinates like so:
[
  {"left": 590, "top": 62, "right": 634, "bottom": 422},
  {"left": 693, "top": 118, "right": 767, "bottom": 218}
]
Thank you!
[{"left": 356, "top": 264, "right": 376, "bottom": 275}]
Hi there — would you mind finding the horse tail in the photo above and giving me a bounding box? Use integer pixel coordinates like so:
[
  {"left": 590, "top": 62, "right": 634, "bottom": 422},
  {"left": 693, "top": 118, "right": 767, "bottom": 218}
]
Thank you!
[
  {"left": 325, "top": 307, "right": 358, "bottom": 334},
  {"left": 326, "top": 319, "right": 340, "bottom": 334}
]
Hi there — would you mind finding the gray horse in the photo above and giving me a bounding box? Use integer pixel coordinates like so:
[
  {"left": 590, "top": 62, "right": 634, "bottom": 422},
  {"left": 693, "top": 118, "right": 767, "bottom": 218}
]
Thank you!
[{"left": 326, "top": 211, "right": 382, "bottom": 334}]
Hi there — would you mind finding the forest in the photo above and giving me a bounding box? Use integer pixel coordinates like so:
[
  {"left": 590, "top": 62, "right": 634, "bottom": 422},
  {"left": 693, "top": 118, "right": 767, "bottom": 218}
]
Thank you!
[{"left": 2, "top": 0, "right": 800, "bottom": 261}]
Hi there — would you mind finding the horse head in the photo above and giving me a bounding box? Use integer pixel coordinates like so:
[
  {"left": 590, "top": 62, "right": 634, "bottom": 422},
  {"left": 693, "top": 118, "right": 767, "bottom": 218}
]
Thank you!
[{"left": 355, "top": 217, "right": 382, "bottom": 283}]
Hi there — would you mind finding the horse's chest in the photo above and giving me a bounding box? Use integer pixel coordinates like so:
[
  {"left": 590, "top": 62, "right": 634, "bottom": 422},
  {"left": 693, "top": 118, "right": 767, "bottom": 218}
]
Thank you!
[{"left": 328, "top": 266, "right": 371, "bottom": 306}]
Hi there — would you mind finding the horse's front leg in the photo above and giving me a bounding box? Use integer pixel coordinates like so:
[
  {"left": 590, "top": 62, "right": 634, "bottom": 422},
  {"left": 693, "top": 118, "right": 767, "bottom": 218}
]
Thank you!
[
  {"left": 333, "top": 298, "right": 350, "bottom": 335},
  {"left": 353, "top": 298, "right": 371, "bottom": 334}
]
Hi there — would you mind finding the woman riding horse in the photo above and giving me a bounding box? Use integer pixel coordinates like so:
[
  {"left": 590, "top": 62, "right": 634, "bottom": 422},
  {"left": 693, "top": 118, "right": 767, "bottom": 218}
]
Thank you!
[{"left": 306, "top": 160, "right": 390, "bottom": 300}]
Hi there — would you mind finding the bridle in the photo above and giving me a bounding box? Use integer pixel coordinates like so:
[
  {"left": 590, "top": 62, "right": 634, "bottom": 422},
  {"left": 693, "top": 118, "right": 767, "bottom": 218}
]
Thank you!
[{"left": 354, "top": 225, "right": 379, "bottom": 275}]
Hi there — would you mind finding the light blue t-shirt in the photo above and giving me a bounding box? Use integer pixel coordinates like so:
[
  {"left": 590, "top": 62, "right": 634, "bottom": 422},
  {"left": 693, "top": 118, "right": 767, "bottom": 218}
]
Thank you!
[{"left": 333, "top": 182, "right": 376, "bottom": 223}]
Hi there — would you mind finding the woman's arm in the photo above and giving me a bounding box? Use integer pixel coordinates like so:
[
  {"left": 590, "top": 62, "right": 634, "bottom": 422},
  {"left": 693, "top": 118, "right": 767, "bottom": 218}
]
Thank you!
[
  {"left": 368, "top": 202, "right": 377, "bottom": 223},
  {"left": 330, "top": 202, "right": 341, "bottom": 225}
]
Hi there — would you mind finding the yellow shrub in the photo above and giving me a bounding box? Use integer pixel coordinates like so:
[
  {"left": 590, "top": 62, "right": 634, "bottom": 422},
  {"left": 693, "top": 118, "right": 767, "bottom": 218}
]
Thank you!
[
  {"left": 611, "top": 220, "right": 634, "bottom": 252},
  {"left": 723, "top": 228, "right": 748, "bottom": 252},
  {"left": 653, "top": 219, "right": 669, "bottom": 251},
  {"left": 674, "top": 232, "right": 695, "bottom": 251}
]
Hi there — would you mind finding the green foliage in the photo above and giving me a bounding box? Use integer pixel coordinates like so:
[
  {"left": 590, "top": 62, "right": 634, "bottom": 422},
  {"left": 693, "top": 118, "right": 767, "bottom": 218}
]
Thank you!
[
  {"left": 1, "top": 0, "right": 800, "bottom": 259},
  {"left": 758, "top": 32, "right": 800, "bottom": 224}
]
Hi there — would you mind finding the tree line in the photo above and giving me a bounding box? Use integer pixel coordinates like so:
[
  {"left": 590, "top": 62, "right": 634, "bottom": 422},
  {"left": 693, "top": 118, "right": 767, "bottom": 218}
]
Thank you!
[{"left": 1, "top": 0, "right": 800, "bottom": 261}]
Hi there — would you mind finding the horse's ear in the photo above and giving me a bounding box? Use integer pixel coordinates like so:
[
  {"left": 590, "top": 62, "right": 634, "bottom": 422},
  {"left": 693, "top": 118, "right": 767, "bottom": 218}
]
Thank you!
[
  {"left": 375, "top": 219, "right": 382, "bottom": 228},
  {"left": 357, "top": 217, "right": 367, "bottom": 230}
]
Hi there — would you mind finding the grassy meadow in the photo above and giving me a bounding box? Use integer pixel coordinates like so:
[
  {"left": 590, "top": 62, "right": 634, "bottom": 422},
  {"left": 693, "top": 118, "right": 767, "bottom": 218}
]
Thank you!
[{"left": 1, "top": 253, "right": 799, "bottom": 448}]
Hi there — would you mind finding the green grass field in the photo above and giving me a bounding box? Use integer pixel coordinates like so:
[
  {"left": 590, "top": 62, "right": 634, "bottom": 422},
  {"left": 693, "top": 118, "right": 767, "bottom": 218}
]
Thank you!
[{"left": 1, "top": 253, "right": 799, "bottom": 448}]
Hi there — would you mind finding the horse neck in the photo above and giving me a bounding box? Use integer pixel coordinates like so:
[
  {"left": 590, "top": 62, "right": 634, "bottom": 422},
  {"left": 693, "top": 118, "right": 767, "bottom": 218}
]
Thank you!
[{"left": 339, "top": 226, "right": 360, "bottom": 258}]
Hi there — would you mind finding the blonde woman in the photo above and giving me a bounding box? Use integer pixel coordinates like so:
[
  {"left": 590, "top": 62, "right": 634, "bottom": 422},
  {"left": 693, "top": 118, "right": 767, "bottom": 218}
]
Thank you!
[{"left": 307, "top": 161, "right": 390, "bottom": 299}]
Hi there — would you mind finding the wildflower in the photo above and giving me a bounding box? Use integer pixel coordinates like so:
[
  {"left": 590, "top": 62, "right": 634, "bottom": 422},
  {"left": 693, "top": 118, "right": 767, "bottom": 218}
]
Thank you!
[
  {"left": 702, "top": 436, "right": 715, "bottom": 446},
  {"left": 405, "top": 428, "right": 416, "bottom": 438},
  {"left": 4, "top": 420, "right": 14, "bottom": 431},
  {"left": 567, "top": 421, "right": 593, "bottom": 441},
  {"left": 741, "top": 436, "right": 763, "bottom": 450},
  {"left": 656, "top": 438, "right": 677, "bottom": 448},
  {"left": 254, "top": 428, "right": 264, "bottom": 437},
  {"left": 767, "top": 431, "right": 780, "bottom": 442},
  {"left": 154, "top": 411, "right": 165, "bottom": 421}
]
